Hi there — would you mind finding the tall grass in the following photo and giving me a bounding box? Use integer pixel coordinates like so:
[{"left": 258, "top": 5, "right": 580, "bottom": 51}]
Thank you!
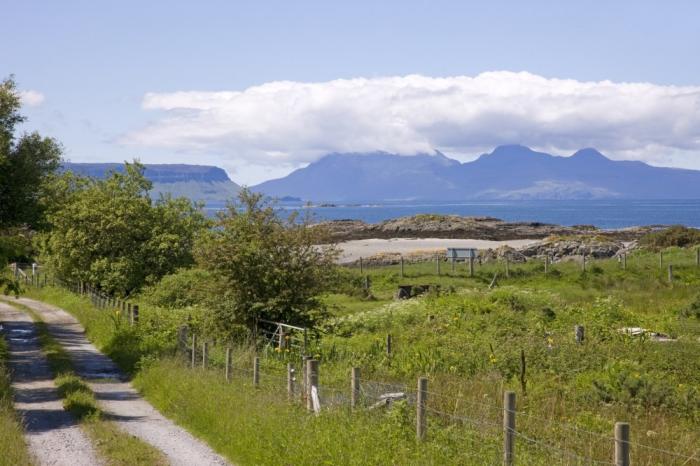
[{"left": 27, "top": 247, "right": 700, "bottom": 465}]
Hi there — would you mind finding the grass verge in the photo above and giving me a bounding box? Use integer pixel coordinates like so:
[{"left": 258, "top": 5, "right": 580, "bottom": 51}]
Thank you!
[
  {"left": 0, "top": 335, "right": 32, "bottom": 466},
  {"left": 6, "top": 301, "right": 167, "bottom": 466},
  {"left": 134, "top": 357, "right": 506, "bottom": 465}
]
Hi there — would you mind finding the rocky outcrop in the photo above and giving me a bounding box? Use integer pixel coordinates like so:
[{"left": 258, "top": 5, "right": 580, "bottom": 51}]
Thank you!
[
  {"left": 321, "top": 215, "right": 584, "bottom": 242},
  {"left": 518, "top": 236, "right": 624, "bottom": 261},
  {"left": 479, "top": 246, "right": 528, "bottom": 263},
  {"left": 320, "top": 215, "right": 663, "bottom": 243}
]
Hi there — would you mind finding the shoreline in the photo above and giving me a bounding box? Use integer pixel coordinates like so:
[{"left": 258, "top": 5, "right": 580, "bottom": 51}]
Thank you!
[{"left": 336, "top": 237, "right": 539, "bottom": 264}]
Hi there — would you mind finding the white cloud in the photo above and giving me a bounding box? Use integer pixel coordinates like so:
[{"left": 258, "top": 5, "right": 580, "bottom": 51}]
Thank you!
[
  {"left": 19, "top": 90, "right": 45, "bottom": 107},
  {"left": 123, "top": 72, "right": 700, "bottom": 183}
]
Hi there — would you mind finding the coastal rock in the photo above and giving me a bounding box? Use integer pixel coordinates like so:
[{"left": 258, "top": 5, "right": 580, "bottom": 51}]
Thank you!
[
  {"left": 479, "top": 246, "right": 528, "bottom": 263},
  {"left": 320, "top": 214, "right": 662, "bottom": 243},
  {"left": 321, "top": 215, "right": 584, "bottom": 242},
  {"left": 519, "top": 236, "right": 624, "bottom": 261}
]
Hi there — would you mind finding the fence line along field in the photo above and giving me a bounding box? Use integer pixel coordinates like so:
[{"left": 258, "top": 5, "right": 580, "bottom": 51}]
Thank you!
[{"left": 13, "top": 242, "right": 700, "bottom": 465}]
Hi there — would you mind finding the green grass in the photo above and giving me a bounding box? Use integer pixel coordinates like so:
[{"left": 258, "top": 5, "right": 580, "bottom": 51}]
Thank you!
[
  {"left": 135, "top": 358, "right": 508, "bottom": 465},
  {"left": 27, "top": 247, "right": 700, "bottom": 465},
  {"left": 0, "top": 336, "right": 32, "bottom": 466},
  {"left": 5, "top": 301, "right": 167, "bottom": 466}
]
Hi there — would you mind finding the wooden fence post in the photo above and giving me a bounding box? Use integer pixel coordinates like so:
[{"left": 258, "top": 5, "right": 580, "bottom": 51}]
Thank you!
[
  {"left": 301, "top": 356, "right": 309, "bottom": 403},
  {"left": 359, "top": 257, "right": 363, "bottom": 274},
  {"left": 131, "top": 305, "right": 139, "bottom": 324},
  {"left": 436, "top": 254, "right": 440, "bottom": 276},
  {"left": 503, "top": 391, "right": 516, "bottom": 466},
  {"left": 351, "top": 367, "right": 360, "bottom": 409},
  {"left": 400, "top": 255, "right": 404, "bottom": 278},
  {"left": 386, "top": 334, "right": 392, "bottom": 356},
  {"left": 287, "top": 363, "right": 295, "bottom": 401},
  {"left": 469, "top": 255, "right": 474, "bottom": 277},
  {"left": 191, "top": 334, "right": 197, "bottom": 368},
  {"left": 582, "top": 254, "right": 587, "bottom": 272},
  {"left": 202, "top": 342, "right": 208, "bottom": 368},
  {"left": 306, "top": 359, "right": 319, "bottom": 412},
  {"left": 416, "top": 377, "right": 428, "bottom": 441},
  {"left": 614, "top": 422, "right": 630, "bottom": 466},
  {"left": 225, "top": 347, "right": 231, "bottom": 381},
  {"left": 575, "top": 325, "right": 585, "bottom": 344},
  {"left": 696, "top": 248, "right": 700, "bottom": 267},
  {"left": 253, "top": 356, "right": 260, "bottom": 388},
  {"left": 668, "top": 264, "right": 674, "bottom": 283},
  {"left": 279, "top": 328, "right": 286, "bottom": 350}
]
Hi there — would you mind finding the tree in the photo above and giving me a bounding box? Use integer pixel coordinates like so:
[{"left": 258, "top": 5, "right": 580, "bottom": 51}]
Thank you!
[
  {"left": 39, "top": 162, "right": 209, "bottom": 296},
  {"left": 0, "top": 75, "right": 60, "bottom": 294},
  {"left": 0, "top": 76, "right": 62, "bottom": 229},
  {"left": 195, "top": 189, "right": 339, "bottom": 334}
]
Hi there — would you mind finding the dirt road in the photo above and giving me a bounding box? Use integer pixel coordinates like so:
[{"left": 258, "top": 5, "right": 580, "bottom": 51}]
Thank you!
[
  {"left": 1, "top": 296, "right": 230, "bottom": 466},
  {"left": 0, "top": 301, "right": 103, "bottom": 466}
]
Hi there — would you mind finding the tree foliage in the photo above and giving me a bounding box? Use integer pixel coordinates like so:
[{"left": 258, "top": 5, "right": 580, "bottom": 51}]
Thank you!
[
  {"left": 0, "top": 76, "right": 62, "bottom": 229},
  {"left": 195, "top": 189, "right": 339, "bottom": 333},
  {"left": 39, "top": 163, "right": 209, "bottom": 296}
]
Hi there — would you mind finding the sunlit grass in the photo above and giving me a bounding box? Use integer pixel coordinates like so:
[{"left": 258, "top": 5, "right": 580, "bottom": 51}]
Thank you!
[{"left": 27, "top": 247, "right": 700, "bottom": 465}]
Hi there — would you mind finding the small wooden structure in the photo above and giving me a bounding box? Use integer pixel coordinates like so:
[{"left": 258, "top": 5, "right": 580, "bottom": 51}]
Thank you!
[{"left": 446, "top": 248, "right": 478, "bottom": 262}]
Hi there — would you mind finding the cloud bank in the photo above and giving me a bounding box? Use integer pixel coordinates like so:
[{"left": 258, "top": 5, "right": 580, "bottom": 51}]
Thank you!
[
  {"left": 19, "top": 90, "right": 45, "bottom": 107},
  {"left": 124, "top": 72, "right": 700, "bottom": 181}
]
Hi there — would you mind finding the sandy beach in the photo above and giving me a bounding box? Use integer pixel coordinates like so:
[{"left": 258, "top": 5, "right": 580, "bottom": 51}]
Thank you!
[{"left": 336, "top": 237, "right": 538, "bottom": 263}]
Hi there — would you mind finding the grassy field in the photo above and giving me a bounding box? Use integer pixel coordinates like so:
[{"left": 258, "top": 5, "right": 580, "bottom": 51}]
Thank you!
[{"left": 27, "top": 247, "right": 700, "bottom": 465}]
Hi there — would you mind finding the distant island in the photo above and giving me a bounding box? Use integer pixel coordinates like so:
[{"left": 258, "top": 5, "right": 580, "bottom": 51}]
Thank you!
[
  {"left": 60, "top": 163, "right": 240, "bottom": 205},
  {"left": 62, "top": 145, "right": 700, "bottom": 206},
  {"left": 252, "top": 145, "right": 700, "bottom": 201}
]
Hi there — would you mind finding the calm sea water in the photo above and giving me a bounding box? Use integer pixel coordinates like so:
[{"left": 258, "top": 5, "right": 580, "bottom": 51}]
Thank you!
[{"left": 207, "top": 200, "right": 700, "bottom": 229}]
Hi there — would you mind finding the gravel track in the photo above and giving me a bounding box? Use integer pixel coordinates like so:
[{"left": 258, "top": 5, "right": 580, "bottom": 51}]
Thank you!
[
  {"left": 3, "top": 296, "right": 230, "bottom": 466},
  {"left": 0, "top": 301, "right": 103, "bottom": 466}
]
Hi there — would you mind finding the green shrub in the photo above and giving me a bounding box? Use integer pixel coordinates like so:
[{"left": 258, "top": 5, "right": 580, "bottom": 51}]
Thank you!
[
  {"left": 639, "top": 225, "right": 700, "bottom": 250},
  {"left": 680, "top": 293, "right": 700, "bottom": 319},
  {"left": 140, "top": 268, "right": 217, "bottom": 309}
]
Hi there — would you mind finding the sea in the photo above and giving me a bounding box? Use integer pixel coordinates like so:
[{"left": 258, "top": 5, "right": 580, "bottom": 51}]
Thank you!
[{"left": 206, "top": 199, "right": 700, "bottom": 229}]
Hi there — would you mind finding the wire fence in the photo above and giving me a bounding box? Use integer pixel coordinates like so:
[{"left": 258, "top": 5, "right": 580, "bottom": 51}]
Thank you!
[
  {"left": 175, "top": 329, "right": 699, "bottom": 466},
  {"left": 14, "top": 266, "right": 700, "bottom": 465}
]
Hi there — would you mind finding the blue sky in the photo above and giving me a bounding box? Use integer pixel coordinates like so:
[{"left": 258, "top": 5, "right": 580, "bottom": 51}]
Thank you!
[{"left": 4, "top": 0, "right": 700, "bottom": 184}]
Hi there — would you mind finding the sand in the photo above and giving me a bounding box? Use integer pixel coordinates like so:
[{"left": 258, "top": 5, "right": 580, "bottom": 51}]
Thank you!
[{"left": 336, "top": 237, "right": 538, "bottom": 263}]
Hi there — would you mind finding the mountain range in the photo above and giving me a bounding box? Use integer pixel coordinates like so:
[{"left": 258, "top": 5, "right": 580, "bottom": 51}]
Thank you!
[
  {"left": 61, "top": 145, "right": 700, "bottom": 204},
  {"left": 60, "top": 163, "right": 240, "bottom": 204},
  {"left": 252, "top": 145, "right": 700, "bottom": 201}
]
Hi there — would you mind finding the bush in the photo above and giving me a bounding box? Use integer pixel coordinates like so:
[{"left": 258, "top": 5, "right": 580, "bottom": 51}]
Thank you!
[
  {"left": 639, "top": 225, "right": 700, "bottom": 250},
  {"left": 680, "top": 294, "right": 700, "bottom": 319},
  {"left": 140, "top": 268, "right": 217, "bottom": 309}
]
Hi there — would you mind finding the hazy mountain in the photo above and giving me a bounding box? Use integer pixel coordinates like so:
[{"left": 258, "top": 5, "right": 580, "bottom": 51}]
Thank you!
[
  {"left": 253, "top": 151, "right": 461, "bottom": 201},
  {"left": 61, "top": 163, "right": 240, "bottom": 204},
  {"left": 252, "top": 145, "right": 700, "bottom": 201}
]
